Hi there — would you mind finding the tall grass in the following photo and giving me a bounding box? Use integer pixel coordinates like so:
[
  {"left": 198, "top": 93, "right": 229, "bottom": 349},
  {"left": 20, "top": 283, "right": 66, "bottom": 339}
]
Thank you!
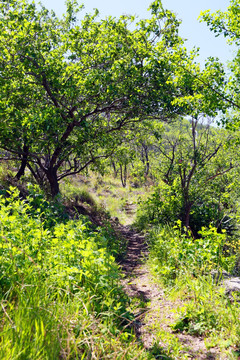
[
  {"left": 0, "top": 188, "right": 152, "bottom": 359},
  {"left": 147, "top": 223, "right": 240, "bottom": 356}
]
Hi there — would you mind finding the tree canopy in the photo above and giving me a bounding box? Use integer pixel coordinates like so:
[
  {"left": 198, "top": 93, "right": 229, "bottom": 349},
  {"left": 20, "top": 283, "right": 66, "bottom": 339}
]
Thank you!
[
  {"left": 200, "top": 0, "right": 240, "bottom": 113},
  {"left": 0, "top": 0, "right": 184, "bottom": 196},
  {"left": 0, "top": 0, "right": 233, "bottom": 196}
]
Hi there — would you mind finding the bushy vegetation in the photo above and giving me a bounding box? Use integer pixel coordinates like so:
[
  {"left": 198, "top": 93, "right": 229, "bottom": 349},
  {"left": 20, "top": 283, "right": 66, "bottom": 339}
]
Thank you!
[
  {"left": 1, "top": 0, "right": 240, "bottom": 357},
  {"left": 0, "top": 188, "right": 151, "bottom": 359},
  {"left": 145, "top": 222, "right": 240, "bottom": 355},
  {"left": 148, "top": 223, "right": 238, "bottom": 284}
]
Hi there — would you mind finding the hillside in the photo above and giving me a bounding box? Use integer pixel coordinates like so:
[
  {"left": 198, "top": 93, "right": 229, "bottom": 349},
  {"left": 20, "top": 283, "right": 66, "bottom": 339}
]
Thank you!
[{"left": 1, "top": 0, "right": 240, "bottom": 358}]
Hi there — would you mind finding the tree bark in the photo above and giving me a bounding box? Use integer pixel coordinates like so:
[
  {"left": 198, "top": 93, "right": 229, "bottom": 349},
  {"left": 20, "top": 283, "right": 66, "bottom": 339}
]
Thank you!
[
  {"left": 144, "top": 148, "right": 150, "bottom": 177},
  {"left": 111, "top": 160, "right": 118, "bottom": 178},
  {"left": 182, "top": 201, "right": 193, "bottom": 229},
  {"left": 15, "top": 144, "right": 29, "bottom": 180},
  {"left": 120, "top": 164, "right": 127, "bottom": 187},
  {"left": 46, "top": 167, "right": 60, "bottom": 197}
]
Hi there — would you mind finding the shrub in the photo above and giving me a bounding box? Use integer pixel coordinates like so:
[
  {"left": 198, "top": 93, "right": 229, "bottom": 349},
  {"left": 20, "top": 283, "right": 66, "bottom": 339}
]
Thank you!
[
  {"left": 0, "top": 188, "right": 143, "bottom": 358},
  {"left": 61, "top": 182, "right": 96, "bottom": 207},
  {"left": 148, "top": 222, "right": 237, "bottom": 285},
  {"left": 135, "top": 182, "right": 182, "bottom": 230},
  {"left": 135, "top": 181, "right": 237, "bottom": 236}
]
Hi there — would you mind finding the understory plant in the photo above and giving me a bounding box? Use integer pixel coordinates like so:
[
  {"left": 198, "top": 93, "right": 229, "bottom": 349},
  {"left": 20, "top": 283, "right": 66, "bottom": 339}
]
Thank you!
[
  {"left": 135, "top": 182, "right": 181, "bottom": 230},
  {"left": 148, "top": 222, "right": 237, "bottom": 284},
  {"left": 172, "top": 274, "right": 240, "bottom": 336},
  {"left": 148, "top": 223, "right": 240, "bottom": 354},
  {"left": 0, "top": 188, "right": 151, "bottom": 359}
]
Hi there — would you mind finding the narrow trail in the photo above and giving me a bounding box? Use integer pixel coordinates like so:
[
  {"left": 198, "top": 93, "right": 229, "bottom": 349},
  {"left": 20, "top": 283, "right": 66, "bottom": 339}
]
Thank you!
[{"left": 118, "top": 225, "right": 220, "bottom": 360}]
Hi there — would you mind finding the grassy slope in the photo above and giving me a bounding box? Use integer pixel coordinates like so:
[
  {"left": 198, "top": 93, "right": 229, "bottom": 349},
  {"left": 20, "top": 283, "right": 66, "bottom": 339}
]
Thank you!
[
  {"left": 1, "top": 167, "right": 240, "bottom": 359},
  {"left": 0, "top": 187, "right": 150, "bottom": 359},
  {"left": 60, "top": 172, "right": 151, "bottom": 226}
]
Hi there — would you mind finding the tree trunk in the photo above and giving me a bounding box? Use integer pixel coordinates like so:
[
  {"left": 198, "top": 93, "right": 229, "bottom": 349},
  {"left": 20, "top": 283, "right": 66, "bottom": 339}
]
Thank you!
[
  {"left": 120, "top": 164, "right": 127, "bottom": 187},
  {"left": 46, "top": 168, "right": 60, "bottom": 197},
  {"left": 182, "top": 202, "right": 193, "bottom": 229},
  {"left": 142, "top": 145, "right": 150, "bottom": 177},
  {"left": 15, "top": 144, "right": 29, "bottom": 180},
  {"left": 111, "top": 160, "right": 118, "bottom": 178}
]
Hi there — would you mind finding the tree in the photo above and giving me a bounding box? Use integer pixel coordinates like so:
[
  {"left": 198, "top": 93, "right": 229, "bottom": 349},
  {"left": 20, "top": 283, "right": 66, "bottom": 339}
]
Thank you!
[
  {"left": 108, "top": 120, "right": 163, "bottom": 186},
  {"left": 150, "top": 117, "right": 236, "bottom": 230},
  {"left": 200, "top": 0, "right": 240, "bottom": 113},
  {"left": 0, "top": 0, "right": 184, "bottom": 197}
]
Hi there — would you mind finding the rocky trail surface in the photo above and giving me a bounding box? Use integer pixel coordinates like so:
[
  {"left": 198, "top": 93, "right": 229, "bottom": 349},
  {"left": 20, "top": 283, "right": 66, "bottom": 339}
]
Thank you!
[{"left": 118, "top": 225, "right": 223, "bottom": 360}]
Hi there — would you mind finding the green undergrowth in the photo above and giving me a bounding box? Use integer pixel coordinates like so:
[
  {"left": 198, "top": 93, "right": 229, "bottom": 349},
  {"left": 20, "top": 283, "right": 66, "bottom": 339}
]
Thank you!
[
  {"left": 147, "top": 223, "right": 240, "bottom": 358},
  {"left": 149, "top": 223, "right": 238, "bottom": 283},
  {"left": 0, "top": 187, "right": 154, "bottom": 359}
]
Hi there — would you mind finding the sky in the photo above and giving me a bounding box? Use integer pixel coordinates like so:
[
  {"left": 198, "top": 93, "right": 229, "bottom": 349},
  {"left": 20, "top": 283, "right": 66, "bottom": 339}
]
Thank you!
[{"left": 40, "top": 0, "right": 234, "bottom": 67}]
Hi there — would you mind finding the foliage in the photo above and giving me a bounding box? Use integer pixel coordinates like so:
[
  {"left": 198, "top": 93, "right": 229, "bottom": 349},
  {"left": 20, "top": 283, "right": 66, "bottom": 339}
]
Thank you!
[
  {"left": 1, "top": 0, "right": 240, "bottom": 357},
  {"left": 135, "top": 117, "right": 238, "bottom": 233},
  {"left": 107, "top": 120, "right": 164, "bottom": 187},
  {"left": 135, "top": 181, "right": 181, "bottom": 230},
  {"left": 148, "top": 223, "right": 237, "bottom": 285},
  {"left": 200, "top": 0, "right": 240, "bottom": 113},
  {"left": 0, "top": 0, "right": 186, "bottom": 197},
  {"left": 0, "top": 188, "right": 152, "bottom": 358},
  {"left": 172, "top": 274, "right": 240, "bottom": 342},
  {"left": 148, "top": 222, "right": 240, "bottom": 354},
  {"left": 162, "top": 46, "right": 228, "bottom": 118},
  {"left": 26, "top": 183, "right": 69, "bottom": 226}
]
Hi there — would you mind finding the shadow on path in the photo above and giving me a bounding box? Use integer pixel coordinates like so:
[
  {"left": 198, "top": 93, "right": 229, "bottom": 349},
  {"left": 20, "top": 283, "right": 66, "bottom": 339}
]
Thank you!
[
  {"left": 119, "top": 226, "right": 148, "bottom": 274},
  {"left": 118, "top": 226, "right": 175, "bottom": 360},
  {"left": 118, "top": 225, "right": 218, "bottom": 360}
]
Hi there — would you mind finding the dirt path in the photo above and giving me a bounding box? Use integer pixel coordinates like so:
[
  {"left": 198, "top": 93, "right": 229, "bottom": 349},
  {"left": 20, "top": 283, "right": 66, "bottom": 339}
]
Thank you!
[{"left": 118, "top": 225, "right": 220, "bottom": 360}]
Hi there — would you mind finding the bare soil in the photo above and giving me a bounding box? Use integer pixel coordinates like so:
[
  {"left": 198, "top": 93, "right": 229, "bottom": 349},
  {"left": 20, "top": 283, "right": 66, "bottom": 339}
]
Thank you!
[{"left": 118, "top": 225, "right": 224, "bottom": 360}]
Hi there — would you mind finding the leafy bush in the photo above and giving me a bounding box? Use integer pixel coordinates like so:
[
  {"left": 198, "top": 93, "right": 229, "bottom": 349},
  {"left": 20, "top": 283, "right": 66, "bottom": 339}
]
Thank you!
[
  {"left": 148, "top": 222, "right": 237, "bottom": 285},
  {"left": 189, "top": 197, "right": 237, "bottom": 237},
  {"left": 0, "top": 188, "right": 124, "bottom": 307},
  {"left": 27, "top": 183, "right": 69, "bottom": 226},
  {"left": 135, "top": 181, "right": 237, "bottom": 236},
  {"left": 0, "top": 188, "right": 146, "bottom": 358},
  {"left": 135, "top": 182, "right": 182, "bottom": 230},
  {"left": 172, "top": 274, "right": 240, "bottom": 339}
]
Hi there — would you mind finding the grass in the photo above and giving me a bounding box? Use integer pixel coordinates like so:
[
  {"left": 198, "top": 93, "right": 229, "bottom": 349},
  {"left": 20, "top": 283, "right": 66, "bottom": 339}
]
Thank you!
[
  {"left": 0, "top": 187, "right": 156, "bottom": 359},
  {"left": 60, "top": 172, "right": 151, "bottom": 225},
  {"left": 2, "top": 167, "right": 240, "bottom": 358},
  {"left": 146, "top": 224, "right": 240, "bottom": 358},
  {"left": 0, "top": 282, "right": 154, "bottom": 359}
]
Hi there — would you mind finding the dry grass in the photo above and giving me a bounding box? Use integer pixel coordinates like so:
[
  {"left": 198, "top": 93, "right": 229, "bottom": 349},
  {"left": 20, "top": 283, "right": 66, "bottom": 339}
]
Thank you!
[{"left": 60, "top": 172, "right": 152, "bottom": 225}]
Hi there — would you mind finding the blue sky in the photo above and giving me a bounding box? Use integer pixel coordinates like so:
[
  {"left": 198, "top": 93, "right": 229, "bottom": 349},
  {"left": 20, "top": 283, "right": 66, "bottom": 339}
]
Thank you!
[{"left": 40, "top": 0, "right": 234, "bottom": 66}]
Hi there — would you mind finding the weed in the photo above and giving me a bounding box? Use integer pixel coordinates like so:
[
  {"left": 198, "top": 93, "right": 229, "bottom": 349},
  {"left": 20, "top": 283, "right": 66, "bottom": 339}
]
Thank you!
[
  {"left": 147, "top": 223, "right": 240, "bottom": 355},
  {"left": 0, "top": 188, "right": 152, "bottom": 358}
]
